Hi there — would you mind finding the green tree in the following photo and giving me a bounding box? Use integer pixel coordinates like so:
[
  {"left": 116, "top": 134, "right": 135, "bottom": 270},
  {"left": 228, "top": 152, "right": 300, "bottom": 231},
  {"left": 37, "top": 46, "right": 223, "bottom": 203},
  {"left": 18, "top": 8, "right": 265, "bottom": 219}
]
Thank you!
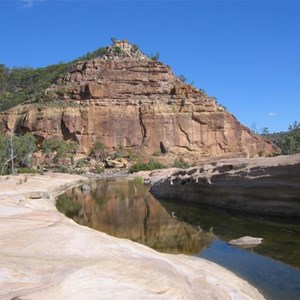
[
  {"left": 42, "top": 137, "right": 78, "bottom": 160},
  {"left": 282, "top": 121, "right": 300, "bottom": 154},
  {"left": 13, "top": 133, "right": 37, "bottom": 167},
  {"left": 260, "top": 127, "right": 270, "bottom": 135},
  {"left": 42, "top": 137, "right": 60, "bottom": 154},
  {"left": 0, "top": 133, "right": 36, "bottom": 173}
]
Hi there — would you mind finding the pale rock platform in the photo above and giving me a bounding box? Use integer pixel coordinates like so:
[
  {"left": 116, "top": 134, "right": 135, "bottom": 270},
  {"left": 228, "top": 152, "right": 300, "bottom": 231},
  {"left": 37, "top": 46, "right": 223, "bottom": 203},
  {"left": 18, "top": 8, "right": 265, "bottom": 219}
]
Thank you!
[{"left": 0, "top": 174, "right": 264, "bottom": 300}]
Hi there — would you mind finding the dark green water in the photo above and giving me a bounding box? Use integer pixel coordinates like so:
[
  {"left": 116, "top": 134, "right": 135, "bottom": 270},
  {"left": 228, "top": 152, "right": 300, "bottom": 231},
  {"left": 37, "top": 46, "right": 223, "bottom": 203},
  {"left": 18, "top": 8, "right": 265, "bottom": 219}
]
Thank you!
[{"left": 57, "top": 178, "right": 300, "bottom": 300}]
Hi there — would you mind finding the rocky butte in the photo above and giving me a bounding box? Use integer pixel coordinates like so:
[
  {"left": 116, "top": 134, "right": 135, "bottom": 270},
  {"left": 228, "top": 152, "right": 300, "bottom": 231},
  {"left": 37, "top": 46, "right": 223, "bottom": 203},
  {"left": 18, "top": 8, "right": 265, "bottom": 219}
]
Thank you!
[{"left": 0, "top": 40, "right": 276, "bottom": 159}]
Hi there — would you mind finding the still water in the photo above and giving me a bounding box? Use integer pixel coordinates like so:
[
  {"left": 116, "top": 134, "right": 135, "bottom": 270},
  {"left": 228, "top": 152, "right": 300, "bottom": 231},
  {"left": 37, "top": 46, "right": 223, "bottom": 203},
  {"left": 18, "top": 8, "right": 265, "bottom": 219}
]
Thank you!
[{"left": 57, "top": 178, "right": 300, "bottom": 300}]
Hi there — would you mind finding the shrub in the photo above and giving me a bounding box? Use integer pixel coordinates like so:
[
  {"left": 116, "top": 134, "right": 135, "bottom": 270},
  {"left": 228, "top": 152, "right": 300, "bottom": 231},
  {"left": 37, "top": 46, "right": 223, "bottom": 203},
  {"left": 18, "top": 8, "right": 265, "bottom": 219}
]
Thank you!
[
  {"left": 132, "top": 176, "right": 144, "bottom": 185},
  {"left": 152, "top": 150, "right": 161, "bottom": 157},
  {"left": 91, "top": 141, "right": 107, "bottom": 161},
  {"left": 113, "top": 46, "right": 122, "bottom": 55},
  {"left": 95, "top": 165, "right": 105, "bottom": 174},
  {"left": 42, "top": 137, "right": 78, "bottom": 160},
  {"left": 131, "top": 44, "right": 139, "bottom": 52},
  {"left": 42, "top": 137, "right": 60, "bottom": 154},
  {"left": 150, "top": 52, "right": 160, "bottom": 61},
  {"left": 75, "top": 158, "right": 88, "bottom": 168},
  {"left": 110, "top": 152, "right": 123, "bottom": 159},
  {"left": 55, "top": 140, "right": 78, "bottom": 159},
  {"left": 172, "top": 158, "right": 190, "bottom": 169},
  {"left": 17, "top": 167, "right": 39, "bottom": 174},
  {"left": 126, "top": 148, "right": 140, "bottom": 161},
  {"left": 57, "top": 166, "right": 69, "bottom": 173},
  {"left": 129, "top": 160, "right": 166, "bottom": 173}
]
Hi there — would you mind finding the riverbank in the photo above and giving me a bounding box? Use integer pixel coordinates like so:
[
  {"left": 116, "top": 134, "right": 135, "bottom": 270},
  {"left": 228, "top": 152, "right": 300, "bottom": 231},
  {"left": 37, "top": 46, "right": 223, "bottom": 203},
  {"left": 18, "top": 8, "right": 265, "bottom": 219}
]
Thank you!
[
  {"left": 149, "top": 154, "right": 300, "bottom": 217},
  {"left": 0, "top": 173, "right": 264, "bottom": 299}
]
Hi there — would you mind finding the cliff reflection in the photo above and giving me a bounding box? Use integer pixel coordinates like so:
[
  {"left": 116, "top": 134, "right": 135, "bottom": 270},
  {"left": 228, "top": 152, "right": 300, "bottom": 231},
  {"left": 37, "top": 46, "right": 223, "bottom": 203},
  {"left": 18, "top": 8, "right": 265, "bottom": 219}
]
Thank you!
[{"left": 57, "top": 178, "right": 214, "bottom": 254}]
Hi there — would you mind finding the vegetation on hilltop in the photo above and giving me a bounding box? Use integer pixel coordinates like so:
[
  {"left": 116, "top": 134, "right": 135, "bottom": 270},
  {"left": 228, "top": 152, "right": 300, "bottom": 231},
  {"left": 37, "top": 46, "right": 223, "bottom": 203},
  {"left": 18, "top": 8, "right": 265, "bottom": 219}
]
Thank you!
[
  {"left": 0, "top": 63, "right": 71, "bottom": 111},
  {"left": 0, "top": 47, "right": 110, "bottom": 111},
  {"left": 0, "top": 40, "right": 161, "bottom": 112}
]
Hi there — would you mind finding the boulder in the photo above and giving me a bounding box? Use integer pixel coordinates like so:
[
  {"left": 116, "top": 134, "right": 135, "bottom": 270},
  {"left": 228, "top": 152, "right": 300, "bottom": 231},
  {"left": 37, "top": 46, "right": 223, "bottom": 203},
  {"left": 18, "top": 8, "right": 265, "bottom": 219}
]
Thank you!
[
  {"left": 81, "top": 183, "right": 91, "bottom": 192},
  {"left": 105, "top": 159, "right": 126, "bottom": 168},
  {"left": 228, "top": 236, "right": 263, "bottom": 248}
]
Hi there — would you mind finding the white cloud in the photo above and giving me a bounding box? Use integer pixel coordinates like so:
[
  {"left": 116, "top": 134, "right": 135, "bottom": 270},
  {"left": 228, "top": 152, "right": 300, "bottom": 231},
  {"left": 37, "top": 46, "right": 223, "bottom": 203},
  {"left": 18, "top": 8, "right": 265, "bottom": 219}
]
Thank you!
[
  {"left": 267, "top": 112, "right": 277, "bottom": 117},
  {"left": 19, "top": 0, "right": 43, "bottom": 8},
  {"left": 20, "top": 0, "right": 34, "bottom": 8}
]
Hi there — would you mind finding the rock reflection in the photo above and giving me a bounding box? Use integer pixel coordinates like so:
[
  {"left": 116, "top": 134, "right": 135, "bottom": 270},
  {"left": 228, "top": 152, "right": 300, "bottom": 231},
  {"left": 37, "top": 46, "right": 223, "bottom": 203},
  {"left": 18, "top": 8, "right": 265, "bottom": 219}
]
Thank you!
[
  {"left": 57, "top": 178, "right": 214, "bottom": 254},
  {"left": 159, "top": 199, "right": 300, "bottom": 268}
]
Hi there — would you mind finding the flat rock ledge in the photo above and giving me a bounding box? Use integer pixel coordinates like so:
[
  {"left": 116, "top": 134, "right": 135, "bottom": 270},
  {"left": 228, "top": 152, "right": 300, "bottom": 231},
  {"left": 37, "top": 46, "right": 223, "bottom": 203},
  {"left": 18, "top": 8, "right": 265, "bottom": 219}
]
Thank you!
[
  {"left": 0, "top": 173, "right": 264, "bottom": 299},
  {"left": 149, "top": 154, "right": 300, "bottom": 217}
]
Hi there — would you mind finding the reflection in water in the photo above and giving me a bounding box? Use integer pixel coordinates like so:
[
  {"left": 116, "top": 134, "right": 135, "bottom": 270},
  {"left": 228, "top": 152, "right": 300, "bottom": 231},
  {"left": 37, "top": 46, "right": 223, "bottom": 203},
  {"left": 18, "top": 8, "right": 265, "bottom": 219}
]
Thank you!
[
  {"left": 57, "top": 178, "right": 300, "bottom": 300},
  {"left": 158, "top": 199, "right": 300, "bottom": 268},
  {"left": 57, "top": 178, "right": 214, "bottom": 254}
]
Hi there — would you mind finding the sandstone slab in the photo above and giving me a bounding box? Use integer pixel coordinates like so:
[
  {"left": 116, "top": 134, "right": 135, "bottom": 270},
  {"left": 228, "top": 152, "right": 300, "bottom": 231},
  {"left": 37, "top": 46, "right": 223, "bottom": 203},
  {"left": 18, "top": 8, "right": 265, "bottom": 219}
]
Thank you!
[
  {"left": 0, "top": 174, "right": 264, "bottom": 299},
  {"left": 149, "top": 154, "right": 300, "bottom": 216}
]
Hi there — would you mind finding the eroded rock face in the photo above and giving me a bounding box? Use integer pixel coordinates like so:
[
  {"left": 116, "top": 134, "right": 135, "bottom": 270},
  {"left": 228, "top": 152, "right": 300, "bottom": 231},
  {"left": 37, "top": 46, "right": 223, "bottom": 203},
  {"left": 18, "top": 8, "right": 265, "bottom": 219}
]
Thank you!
[
  {"left": 0, "top": 40, "right": 276, "bottom": 158},
  {"left": 149, "top": 154, "right": 300, "bottom": 216}
]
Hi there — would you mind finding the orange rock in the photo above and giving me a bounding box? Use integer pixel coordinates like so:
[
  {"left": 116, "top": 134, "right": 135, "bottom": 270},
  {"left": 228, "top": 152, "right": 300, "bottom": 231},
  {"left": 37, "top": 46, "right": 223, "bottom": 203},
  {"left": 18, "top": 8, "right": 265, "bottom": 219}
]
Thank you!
[{"left": 0, "top": 42, "right": 278, "bottom": 159}]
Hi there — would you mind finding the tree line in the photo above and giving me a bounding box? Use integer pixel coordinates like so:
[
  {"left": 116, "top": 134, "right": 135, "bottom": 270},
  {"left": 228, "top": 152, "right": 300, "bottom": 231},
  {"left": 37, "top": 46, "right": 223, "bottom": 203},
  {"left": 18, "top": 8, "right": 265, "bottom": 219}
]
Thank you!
[
  {"left": 0, "top": 134, "right": 79, "bottom": 174},
  {"left": 260, "top": 121, "right": 300, "bottom": 155},
  {"left": 0, "top": 47, "right": 110, "bottom": 112}
]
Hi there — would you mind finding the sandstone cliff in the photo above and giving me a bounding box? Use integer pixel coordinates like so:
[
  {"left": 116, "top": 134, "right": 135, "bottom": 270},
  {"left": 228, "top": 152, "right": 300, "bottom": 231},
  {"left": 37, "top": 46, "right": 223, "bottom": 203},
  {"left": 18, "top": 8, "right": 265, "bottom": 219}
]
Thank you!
[{"left": 0, "top": 40, "right": 276, "bottom": 158}]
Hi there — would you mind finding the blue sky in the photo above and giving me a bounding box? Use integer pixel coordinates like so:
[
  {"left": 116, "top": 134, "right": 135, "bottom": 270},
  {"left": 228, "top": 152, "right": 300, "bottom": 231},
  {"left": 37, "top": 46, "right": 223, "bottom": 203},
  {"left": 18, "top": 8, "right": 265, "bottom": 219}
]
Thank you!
[{"left": 1, "top": 0, "right": 299, "bottom": 133}]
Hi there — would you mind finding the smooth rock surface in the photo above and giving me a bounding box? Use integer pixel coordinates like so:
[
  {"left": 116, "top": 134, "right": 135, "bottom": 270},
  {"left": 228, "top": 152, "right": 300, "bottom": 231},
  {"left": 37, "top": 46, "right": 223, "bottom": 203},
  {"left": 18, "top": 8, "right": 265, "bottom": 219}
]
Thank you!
[
  {"left": 149, "top": 154, "right": 300, "bottom": 216},
  {"left": 228, "top": 236, "right": 263, "bottom": 248},
  {"left": 0, "top": 173, "right": 264, "bottom": 299}
]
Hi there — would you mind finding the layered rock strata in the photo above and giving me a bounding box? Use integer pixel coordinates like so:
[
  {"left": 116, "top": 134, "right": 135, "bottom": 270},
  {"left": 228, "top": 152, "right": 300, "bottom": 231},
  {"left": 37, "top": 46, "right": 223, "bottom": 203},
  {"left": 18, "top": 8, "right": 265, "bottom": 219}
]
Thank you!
[
  {"left": 0, "top": 40, "right": 276, "bottom": 158},
  {"left": 0, "top": 174, "right": 264, "bottom": 299},
  {"left": 150, "top": 154, "right": 300, "bottom": 216}
]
